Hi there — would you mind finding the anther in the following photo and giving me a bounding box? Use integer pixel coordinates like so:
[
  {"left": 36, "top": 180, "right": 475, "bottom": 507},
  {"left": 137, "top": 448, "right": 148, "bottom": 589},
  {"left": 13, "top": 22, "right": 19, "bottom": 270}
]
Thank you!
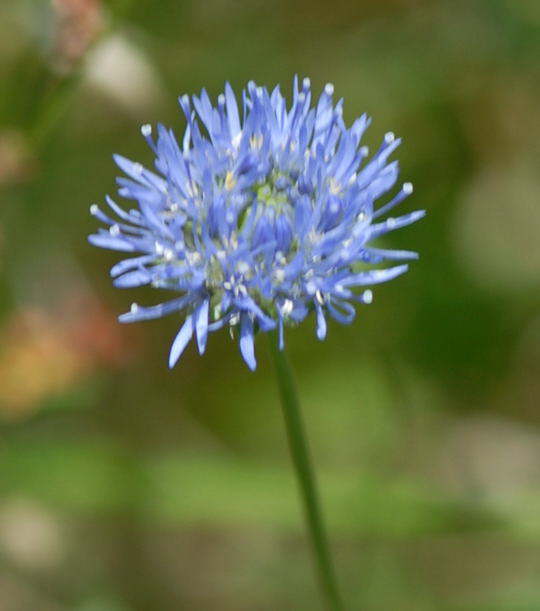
[
  {"left": 163, "top": 248, "right": 175, "bottom": 261},
  {"left": 403, "top": 182, "right": 413, "bottom": 194},
  {"left": 281, "top": 300, "right": 293, "bottom": 316},
  {"left": 274, "top": 269, "right": 285, "bottom": 283},
  {"left": 236, "top": 261, "right": 249, "bottom": 274},
  {"left": 305, "top": 281, "right": 317, "bottom": 295}
]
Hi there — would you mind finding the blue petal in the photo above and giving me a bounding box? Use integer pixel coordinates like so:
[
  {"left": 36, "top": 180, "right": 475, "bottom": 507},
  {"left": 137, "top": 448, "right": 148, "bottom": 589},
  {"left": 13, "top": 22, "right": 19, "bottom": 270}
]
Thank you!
[
  {"left": 369, "top": 210, "right": 426, "bottom": 239},
  {"left": 119, "top": 296, "right": 189, "bottom": 323},
  {"left": 373, "top": 184, "right": 413, "bottom": 220},
  {"left": 315, "top": 304, "right": 327, "bottom": 340},
  {"left": 225, "top": 82, "right": 241, "bottom": 139},
  {"left": 195, "top": 299, "right": 210, "bottom": 354},
  {"left": 88, "top": 233, "right": 135, "bottom": 252},
  {"left": 341, "top": 265, "right": 409, "bottom": 287},
  {"left": 110, "top": 255, "right": 155, "bottom": 278},
  {"left": 278, "top": 314, "right": 285, "bottom": 350},
  {"left": 113, "top": 268, "right": 152, "bottom": 288},
  {"left": 365, "top": 248, "right": 419, "bottom": 261},
  {"left": 327, "top": 300, "right": 356, "bottom": 324},
  {"left": 113, "top": 154, "right": 145, "bottom": 182},
  {"left": 169, "top": 316, "right": 194, "bottom": 368},
  {"left": 239, "top": 314, "right": 256, "bottom": 371}
]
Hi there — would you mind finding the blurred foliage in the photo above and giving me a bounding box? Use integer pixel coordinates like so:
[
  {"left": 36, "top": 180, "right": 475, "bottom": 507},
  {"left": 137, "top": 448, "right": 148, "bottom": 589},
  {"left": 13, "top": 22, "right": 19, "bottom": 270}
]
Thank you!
[{"left": 1, "top": 0, "right": 539, "bottom": 609}]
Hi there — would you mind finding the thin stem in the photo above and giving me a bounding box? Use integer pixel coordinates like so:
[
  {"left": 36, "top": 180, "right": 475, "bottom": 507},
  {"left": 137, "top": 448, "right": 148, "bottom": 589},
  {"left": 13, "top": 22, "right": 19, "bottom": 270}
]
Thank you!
[{"left": 268, "top": 333, "right": 345, "bottom": 611}]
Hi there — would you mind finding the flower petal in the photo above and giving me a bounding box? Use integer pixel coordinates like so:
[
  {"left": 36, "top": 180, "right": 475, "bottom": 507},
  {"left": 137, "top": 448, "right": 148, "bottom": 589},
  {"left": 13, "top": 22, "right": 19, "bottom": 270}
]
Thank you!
[
  {"left": 239, "top": 314, "right": 256, "bottom": 371},
  {"left": 169, "top": 316, "right": 194, "bottom": 368},
  {"left": 195, "top": 299, "right": 210, "bottom": 354}
]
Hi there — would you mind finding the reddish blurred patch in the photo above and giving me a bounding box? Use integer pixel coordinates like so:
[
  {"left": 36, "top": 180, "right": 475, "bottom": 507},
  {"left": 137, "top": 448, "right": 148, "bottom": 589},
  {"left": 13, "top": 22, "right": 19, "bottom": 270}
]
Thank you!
[
  {"left": 0, "top": 294, "right": 135, "bottom": 419},
  {"left": 52, "top": 0, "right": 105, "bottom": 71}
]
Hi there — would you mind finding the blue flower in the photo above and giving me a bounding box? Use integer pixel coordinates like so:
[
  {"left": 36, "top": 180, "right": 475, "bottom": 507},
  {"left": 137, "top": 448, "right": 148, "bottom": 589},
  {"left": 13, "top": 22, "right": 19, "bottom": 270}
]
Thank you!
[{"left": 89, "top": 78, "right": 424, "bottom": 370}]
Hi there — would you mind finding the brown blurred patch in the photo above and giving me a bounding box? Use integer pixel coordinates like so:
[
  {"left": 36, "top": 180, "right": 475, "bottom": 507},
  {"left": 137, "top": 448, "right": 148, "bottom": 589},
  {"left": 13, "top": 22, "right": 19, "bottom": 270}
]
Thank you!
[
  {"left": 0, "top": 293, "right": 133, "bottom": 420},
  {"left": 0, "top": 131, "right": 37, "bottom": 186}
]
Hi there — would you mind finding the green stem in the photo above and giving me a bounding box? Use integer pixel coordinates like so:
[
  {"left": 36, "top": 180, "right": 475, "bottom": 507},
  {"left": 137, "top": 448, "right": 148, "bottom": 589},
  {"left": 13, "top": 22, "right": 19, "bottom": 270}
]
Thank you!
[{"left": 268, "top": 333, "right": 345, "bottom": 611}]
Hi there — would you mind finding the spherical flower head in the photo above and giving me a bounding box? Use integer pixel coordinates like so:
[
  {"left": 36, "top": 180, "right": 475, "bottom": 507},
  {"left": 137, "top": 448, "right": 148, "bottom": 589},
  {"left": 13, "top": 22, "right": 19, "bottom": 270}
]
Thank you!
[{"left": 89, "top": 77, "right": 425, "bottom": 370}]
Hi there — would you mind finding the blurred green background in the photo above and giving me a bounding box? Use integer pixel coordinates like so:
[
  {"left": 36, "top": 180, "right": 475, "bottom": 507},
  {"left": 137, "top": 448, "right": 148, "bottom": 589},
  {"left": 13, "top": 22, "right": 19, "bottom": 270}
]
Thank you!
[{"left": 1, "top": 1, "right": 540, "bottom": 609}]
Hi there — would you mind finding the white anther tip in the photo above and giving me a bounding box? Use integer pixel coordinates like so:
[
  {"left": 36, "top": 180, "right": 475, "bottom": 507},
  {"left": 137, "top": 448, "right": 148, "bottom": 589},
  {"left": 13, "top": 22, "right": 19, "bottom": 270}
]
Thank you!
[
  {"left": 363, "top": 290, "right": 373, "bottom": 304},
  {"left": 302, "top": 77, "right": 311, "bottom": 89},
  {"left": 218, "top": 93, "right": 225, "bottom": 105},
  {"left": 141, "top": 124, "right": 152, "bottom": 137},
  {"left": 384, "top": 132, "right": 395, "bottom": 143},
  {"left": 130, "top": 303, "right": 139, "bottom": 313},
  {"left": 324, "top": 83, "right": 334, "bottom": 95},
  {"left": 403, "top": 182, "right": 413, "bottom": 194},
  {"left": 90, "top": 204, "right": 99, "bottom": 215}
]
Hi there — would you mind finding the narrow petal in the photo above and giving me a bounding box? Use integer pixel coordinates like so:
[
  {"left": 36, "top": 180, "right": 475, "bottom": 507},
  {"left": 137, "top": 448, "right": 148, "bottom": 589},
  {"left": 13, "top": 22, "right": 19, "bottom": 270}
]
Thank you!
[
  {"left": 327, "top": 300, "right": 356, "bottom": 324},
  {"left": 113, "top": 154, "right": 145, "bottom": 182},
  {"left": 110, "top": 255, "right": 155, "bottom": 278},
  {"left": 88, "top": 232, "right": 136, "bottom": 252},
  {"left": 341, "top": 264, "right": 409, "bottom": 287},
  {"left": 368, "top": 210, "right": 426, "bottom": 240},
  {"left": 113, "top": 268, "right": 152, "bottom": 288},
  {"left": 365, "top": 248, "right": 419, "bottom": 261},
  {"left": 225, "top": 82, "right": 241, "bottom": 139},
  {"left": 315, "top": 303, "right": 327, "bottom": 340},
  {"left": 119, "top": 296, "right": 189, "bottom": 323},
  {"left": 278, "top": 314, "right": 284, "bottom": 351},
  {"left": 195, "top": 299, "right": 210, "bottom": 354},
  {"left": 372, "top": 183, "right": 413, "bottom": 220},
  {"left": 239, "top": 314, "right": 256, "bottom": 371},
  {"left": 169, "top": 316, "right": 194, "bottom": 368}
]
